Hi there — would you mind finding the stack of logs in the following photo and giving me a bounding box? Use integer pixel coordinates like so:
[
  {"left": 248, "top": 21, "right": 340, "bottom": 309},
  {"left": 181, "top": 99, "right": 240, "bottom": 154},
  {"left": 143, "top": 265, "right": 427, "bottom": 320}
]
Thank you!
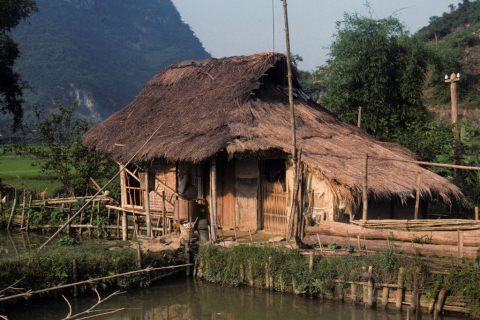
[{"left": 304, "top": 221, "right": 480, "bottom": 259}]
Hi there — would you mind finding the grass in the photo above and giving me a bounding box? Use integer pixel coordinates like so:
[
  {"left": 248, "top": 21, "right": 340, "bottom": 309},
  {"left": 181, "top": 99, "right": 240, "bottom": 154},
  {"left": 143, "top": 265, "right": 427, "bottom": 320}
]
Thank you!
[
  {"left": 197, "top": 244, "right": 480, "bottom": 317},
  {"left": 0, "top": 239, "right": 184, "bottom": 295},
  {"left": 0, "top": 149, "right": 61, "bottom": 196}
]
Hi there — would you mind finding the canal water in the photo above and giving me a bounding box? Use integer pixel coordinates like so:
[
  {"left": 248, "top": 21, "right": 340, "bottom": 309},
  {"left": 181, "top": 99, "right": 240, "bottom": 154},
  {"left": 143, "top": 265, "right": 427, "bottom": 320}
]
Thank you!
[
  {"left": 2, "top": 278, "right": 469, "bottom": 320},
  {"left": 0, "top": 230, "right": 471, "bottom": 319},
  {"left": 0, "top": 229, "right": 49, "bottom": 258}
]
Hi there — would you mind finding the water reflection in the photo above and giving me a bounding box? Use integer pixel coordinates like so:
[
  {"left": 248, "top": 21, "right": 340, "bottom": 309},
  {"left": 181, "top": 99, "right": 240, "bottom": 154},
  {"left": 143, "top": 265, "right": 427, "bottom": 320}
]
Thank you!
[
  {"left": 0, "top": 230, "right": 49, "bottom": 258},
  {"left": 4, "top": 279, "right": 468, "bottom": 320}
]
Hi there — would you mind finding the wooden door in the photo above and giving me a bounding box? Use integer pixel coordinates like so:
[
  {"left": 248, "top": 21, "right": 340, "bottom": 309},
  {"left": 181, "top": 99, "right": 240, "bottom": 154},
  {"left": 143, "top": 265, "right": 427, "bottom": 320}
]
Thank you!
[
  {"left": 216, "top": 156, "right": 235, "bottom": 228},
  {"left": 261, "top": 159, "right": 287, "bottom": 233}
]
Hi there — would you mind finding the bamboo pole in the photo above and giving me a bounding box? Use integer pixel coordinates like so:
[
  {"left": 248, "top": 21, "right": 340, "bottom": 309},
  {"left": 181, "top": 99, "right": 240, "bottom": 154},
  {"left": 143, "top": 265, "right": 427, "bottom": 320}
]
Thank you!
[
  {"left": 458, "top": 230, "right": 464, "bottom": 258},
  {"left": 122, "top": 211, "right": 127, "bottom": 241},
  {"left": 362, "top": 154, "right": 368, "bottom": 220},
  {"left": 38, "top": 127, "right": 168, "bottom": 250},
  {"left": 369, "top": 156, "right": 480, "bottom": 171},
  {"left": 7, "top": 198, "right": 17, "bottom": 230},
  {"left": 145, "top": 171, "right": 152, "bottom": 238},
  {"left": 476, "top": 207, "right": 479, "bottom": 221},
  {"left": 162, "top": 190, "right": 166, "bottom": 236},
  {"left": 357, "top": 106, "right": 362, "bottom": 128},
  {"left": 210, "top": 156, "right": 218, "bottom": 242},
  {"left": 414, "top": 174, "right": 421, "bottom": 220}
]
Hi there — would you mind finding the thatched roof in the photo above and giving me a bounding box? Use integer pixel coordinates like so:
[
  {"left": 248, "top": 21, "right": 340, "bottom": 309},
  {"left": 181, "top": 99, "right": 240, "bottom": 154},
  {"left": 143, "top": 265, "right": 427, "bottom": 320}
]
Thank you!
[{"left": 80, "top": 52, "right": 462, "bottom": 206}]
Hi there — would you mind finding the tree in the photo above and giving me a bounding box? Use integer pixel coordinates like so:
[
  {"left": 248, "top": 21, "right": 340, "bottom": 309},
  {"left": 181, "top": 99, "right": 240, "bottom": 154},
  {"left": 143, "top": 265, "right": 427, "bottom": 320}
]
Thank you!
[
  {"left": 0, "top": 0, "right": 38, "bottom": 130},
  {"left": 321, "top": 12, "right": 435, "bottom": 140},
  {"left": 26, "top": 100, "right": 116, "bottom": 196}
]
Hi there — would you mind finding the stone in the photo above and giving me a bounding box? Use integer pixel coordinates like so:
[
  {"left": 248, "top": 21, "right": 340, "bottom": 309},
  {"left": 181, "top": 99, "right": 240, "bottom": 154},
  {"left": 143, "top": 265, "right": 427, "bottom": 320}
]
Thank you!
[{"left": 269, "top": 236, "right": 285, "bottom": 243}]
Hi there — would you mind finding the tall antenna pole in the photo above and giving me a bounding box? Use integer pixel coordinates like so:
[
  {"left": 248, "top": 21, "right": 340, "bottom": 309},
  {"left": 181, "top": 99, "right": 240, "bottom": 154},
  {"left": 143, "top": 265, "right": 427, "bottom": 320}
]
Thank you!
[
  {"left": 445, "top": 73, "right": 461, "bottom": 181},
  {"left": 283, "top": 0, "right": 298, "bottom": 239}
]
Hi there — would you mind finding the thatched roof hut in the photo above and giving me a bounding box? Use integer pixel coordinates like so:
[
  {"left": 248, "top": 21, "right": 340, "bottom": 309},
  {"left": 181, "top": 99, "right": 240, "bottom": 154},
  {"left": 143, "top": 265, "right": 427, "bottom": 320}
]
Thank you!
[{"left": 80, "top": 53, "right": 462, "bottom": 212}]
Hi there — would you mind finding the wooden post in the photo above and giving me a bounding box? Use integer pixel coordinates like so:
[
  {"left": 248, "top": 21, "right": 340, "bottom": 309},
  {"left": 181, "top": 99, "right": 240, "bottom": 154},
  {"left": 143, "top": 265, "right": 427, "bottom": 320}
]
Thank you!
[
  {"left": 362, "top": 154, "right": 368, "bottom": 220},
  {"left": 162, "top": 191, "right": 166, "bottom": 236},
  {"left": 89, "top": 212, "right": 93, "bottom": 237},
  {"left": 26, "top": 194, "right": 31, "bottom": 231},
  {"left": 265, "top": 262, "right": 270, "bottom": 289},
  {"left": 282, "top": 0, "right": 298, "bottom": 240},
  {"left": 382, "top": 287, "right": 389, "bottom": 309},
  {"left": 186, "top": 240, "right": 191, "bottom": 277},
  {"left": 434, "top": 288, "right": 447, "bottom": 320},
  {"left": 351, "top": 284, "right": 357, "bottom": 304},
  {"left": 414, "top": 174, "right": 421, "bottom": 220},
  {"left": 476, "top": 206, "right": 479, "bottom": 221},
  {"left": 309, "top": 252, "right": 314, "bottom": 273},
  {"left": 136, "top": 243, "right": 142, "bottom": 268},
  {"left": 20, "top": 190, "right": 26, "bottom": 229},
  {"left": 411, "top": 267, "right": 420, "bottom": 312},
  {"left": 145, "top": 171, "right": 152, "bottom": 238},
  {"left": 366, "top": 265, "right": 374, "bottom": 308},
  {"left": 210, "top": 156, "right": 218, "bottom": 243},
  {"left": 73, "top": 259, "right": 78, "bottom": 297},
  {"left": 122, "top": 211, "right": 127, "bottom": 240},
  {"left": 445, "top": 73, "right": 461, "bottom": 180},
  {"left": 67, "top": 214, "right": 71, "bottom": 234},
  {"left": 396, "top": 267, "right": 405, "bottom": 312},
  {"left": 358, "top": 106, "right": 362, "bottom": 128},
  {"left": 458, "top": 230, "right": 464, "bottom": 258}
]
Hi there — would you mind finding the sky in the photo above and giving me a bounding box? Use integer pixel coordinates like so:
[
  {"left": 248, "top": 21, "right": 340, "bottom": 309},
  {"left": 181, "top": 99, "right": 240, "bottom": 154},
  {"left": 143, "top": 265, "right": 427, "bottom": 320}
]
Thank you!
[{"left": 170, "top": 0, "right": 457, "bottom": 71}]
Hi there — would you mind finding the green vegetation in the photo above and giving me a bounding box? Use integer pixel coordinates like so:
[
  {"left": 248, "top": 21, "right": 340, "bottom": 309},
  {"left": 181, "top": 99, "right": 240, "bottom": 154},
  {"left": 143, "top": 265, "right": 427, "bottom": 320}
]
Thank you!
[
  {"left": 320, "top": 11, "right": 434, "bottom": 141},
  {"left": 0, "top": 239, "right": 184, "bottom": 295},
  {"left": 0, "top": 100, "right": 119, "bottom": 199},
  {"left": 197, "top": 244, "right": 480, "bottom": 317},
  {"left": 23, "top": 100, "right": 116, "bottom": 196},
  {"left": 0, "top": 0, "right": 38, "bottom": 130},
  {"left": 0, "top": 147, "right": 59, "bottom": 194}
]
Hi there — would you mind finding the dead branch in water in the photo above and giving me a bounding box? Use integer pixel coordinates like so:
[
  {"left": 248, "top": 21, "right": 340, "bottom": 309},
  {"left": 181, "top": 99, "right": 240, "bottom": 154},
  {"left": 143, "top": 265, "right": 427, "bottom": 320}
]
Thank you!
[
  {"left": 0, "top": 264, "right": 191, "bottom": 302},
  {"left": 0, "top": 278, "right": 24, "bottom": 297},
  {"left": 62, "top": 289, "right": 125, "bottom": 320}
]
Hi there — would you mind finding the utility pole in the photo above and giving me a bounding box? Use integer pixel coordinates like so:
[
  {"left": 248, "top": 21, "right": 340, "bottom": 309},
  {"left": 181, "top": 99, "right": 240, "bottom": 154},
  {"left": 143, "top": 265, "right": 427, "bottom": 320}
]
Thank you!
[
  {"left": 445, "top": 73, "right": 461, "bottom": 180},
  {"left": 282, "top": 0, "right": 298, "bottom": 240}
]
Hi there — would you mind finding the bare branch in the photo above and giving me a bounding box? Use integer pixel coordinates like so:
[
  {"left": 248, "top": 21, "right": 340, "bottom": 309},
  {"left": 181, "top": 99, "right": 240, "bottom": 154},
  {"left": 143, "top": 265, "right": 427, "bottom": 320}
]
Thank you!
[
  {"left": 0, "top": 278, "right": 25, "bottom": 295},
  {"left": 62, "top": 295, "right": 72, "bottom": 318},
  {"left": 62, "top": 290, "right": 124, "bottom": 320}
]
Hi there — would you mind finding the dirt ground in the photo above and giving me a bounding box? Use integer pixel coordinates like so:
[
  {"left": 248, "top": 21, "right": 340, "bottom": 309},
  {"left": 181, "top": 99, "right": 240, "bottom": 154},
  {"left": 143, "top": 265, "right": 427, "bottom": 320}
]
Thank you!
[{"left": 131, "top": 229, "right": 294, "bottom": 253}]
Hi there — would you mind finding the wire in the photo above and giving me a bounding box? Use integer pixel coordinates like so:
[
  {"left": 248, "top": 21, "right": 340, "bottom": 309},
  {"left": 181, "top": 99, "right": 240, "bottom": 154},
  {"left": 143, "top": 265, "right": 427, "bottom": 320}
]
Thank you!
[{"left": 272, "top": 0, "right": 275, "bottom": 55}]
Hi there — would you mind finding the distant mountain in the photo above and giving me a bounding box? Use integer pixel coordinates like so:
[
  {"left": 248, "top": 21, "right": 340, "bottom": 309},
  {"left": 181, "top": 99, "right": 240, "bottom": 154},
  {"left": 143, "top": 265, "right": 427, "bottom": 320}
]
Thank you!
[{"left": 9, "top": 0, "right": 210, "bottom": 124}]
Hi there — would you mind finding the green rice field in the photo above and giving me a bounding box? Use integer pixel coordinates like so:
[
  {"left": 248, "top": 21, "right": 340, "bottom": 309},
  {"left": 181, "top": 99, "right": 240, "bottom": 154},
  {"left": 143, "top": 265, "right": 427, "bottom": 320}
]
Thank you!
[{"left": 0, "top": 149, "right": 60, "bottom": 197}]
